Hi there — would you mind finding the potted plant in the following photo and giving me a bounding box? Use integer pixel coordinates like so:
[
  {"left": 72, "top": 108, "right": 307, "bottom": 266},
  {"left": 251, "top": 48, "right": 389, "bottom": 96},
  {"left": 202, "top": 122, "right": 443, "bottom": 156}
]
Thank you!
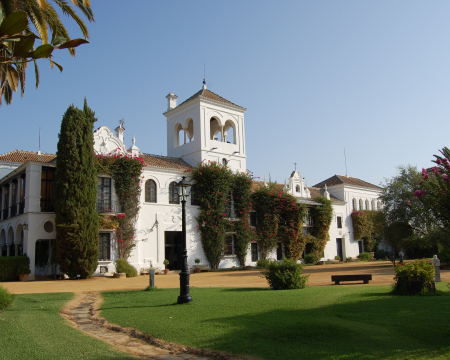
[
  {"left": 17, "top": 264, "right": 31, "bottom": 281},
  {"left": 163, "top": 259, "right": 170, "bottom": 275},
  {"left": 194, "top": 258, "right": 201, "bottom": 273},
  {"left": 335, "top": 255, "right": 341, "bottom": 262}
]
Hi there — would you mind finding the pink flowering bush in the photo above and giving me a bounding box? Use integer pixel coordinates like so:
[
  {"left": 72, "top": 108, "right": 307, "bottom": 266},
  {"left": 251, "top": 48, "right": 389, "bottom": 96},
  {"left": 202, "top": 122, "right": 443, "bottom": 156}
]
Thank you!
[{"left": 393, "top": 260, "right": 435, "bottom": 295}]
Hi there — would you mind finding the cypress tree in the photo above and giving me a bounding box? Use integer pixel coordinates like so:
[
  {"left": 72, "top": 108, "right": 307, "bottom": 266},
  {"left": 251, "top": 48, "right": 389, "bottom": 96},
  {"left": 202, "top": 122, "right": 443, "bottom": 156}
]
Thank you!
[{"left": 54, "top": 100, "right": 99, "bottom": 279}]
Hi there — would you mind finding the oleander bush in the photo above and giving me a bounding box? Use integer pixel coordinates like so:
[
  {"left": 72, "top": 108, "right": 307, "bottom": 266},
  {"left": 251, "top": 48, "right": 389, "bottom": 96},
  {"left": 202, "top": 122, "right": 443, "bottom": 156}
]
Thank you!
[
  {"left": 115, "top": 259, "right": 137, "bottom": 277},
  {"left": 261, "top": 258, "right": 308, "bottom": 290},
  {"left": 303, "top": 253, "right": 318, "bottom": 264},
  {"left": 0, "top": 286, "right": 14, "bottom": 311},
  {"left": 0, "top": 256, "right": 30, "bottom": 281},
  {"left": 358, "top": 252, "right": 371, "bottom": 261},
  {"left": 393, "top": 259, "right": 435, "bottom": 295}
]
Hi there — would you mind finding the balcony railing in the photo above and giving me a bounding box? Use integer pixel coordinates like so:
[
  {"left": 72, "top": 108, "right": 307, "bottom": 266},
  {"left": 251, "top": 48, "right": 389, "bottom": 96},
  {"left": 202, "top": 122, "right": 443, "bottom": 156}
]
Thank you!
[
  {"left": 1, "top": 208, "right": 8, "bottom": 220},
  {"left": 97, "top": 199, "right": 121, "bottom": 214}
]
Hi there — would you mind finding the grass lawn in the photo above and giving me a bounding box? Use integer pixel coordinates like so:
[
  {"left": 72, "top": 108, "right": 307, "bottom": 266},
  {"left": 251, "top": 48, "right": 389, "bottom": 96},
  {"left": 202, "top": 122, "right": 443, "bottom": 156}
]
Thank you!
[
  {"left": 0, "top": 292, "right": 136, "bottom": 360},
  {"left": 101, "top": 283, "right": 450, "bottom": 360}
]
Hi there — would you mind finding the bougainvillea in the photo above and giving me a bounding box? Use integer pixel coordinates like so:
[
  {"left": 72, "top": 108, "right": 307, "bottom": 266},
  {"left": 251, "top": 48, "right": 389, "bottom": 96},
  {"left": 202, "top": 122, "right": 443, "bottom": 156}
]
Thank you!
[
  {"left": 96, "top": 150, "right": 145, "bottom": 259},
  {"left": 251, "top": 183, "right": 306, "bottom": 259}
]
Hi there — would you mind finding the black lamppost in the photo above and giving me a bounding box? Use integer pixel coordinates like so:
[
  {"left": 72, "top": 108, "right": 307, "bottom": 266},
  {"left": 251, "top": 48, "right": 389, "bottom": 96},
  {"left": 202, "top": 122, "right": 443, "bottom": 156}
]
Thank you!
[{"left": 176, "top": 176, "right": 193, "bottom": 304}]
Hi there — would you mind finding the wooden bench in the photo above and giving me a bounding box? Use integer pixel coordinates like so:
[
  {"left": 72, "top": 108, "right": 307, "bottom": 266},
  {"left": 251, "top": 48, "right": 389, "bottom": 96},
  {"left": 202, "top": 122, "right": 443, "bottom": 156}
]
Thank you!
[{"left": 331, "top": 274, "right": 372, "bottom": 285}]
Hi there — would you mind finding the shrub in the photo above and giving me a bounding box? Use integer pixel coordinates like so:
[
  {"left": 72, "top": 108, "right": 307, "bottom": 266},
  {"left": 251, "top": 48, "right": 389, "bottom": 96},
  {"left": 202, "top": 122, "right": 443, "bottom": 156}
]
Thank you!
[
  {"left": 115, "top": 259, "right": 137, "bottom": 278},
  {"left": 358, "top": 252, "right": 371, "bottom": 261},
  {"left": 0, "top": 256, "right": 31, "bottom": 282},
  {"left": 374, "top": 249, "right": 390, "bottom": 260},
  {"left": 256, "top": 258, "right": 275, "bottom": 269},
  {"left": 0, "top": 286, "right": 14, "bottom": 311},
  {"left": 393, "top": 260, "right": 435, "bottom": 295},
  {"left": 261, "top": 258, "right": 308, "bottom": 290},
  {"left": 303, "top": 253, "right": 318, "bottom": 264},
  {"left": 346, "top": 257, "right": 353, "bottom": 262},
  {"left": 335, "top": 255, "right": 341, "bottom": 261},
  {"left": 16, "top": 264, "right": 31, "bottom": 275}
]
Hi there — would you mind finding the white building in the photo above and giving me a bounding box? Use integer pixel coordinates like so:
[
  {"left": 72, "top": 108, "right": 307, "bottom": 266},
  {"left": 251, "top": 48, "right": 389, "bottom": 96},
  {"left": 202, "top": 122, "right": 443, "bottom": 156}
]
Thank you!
[{"left": 0, "top": 83, "right": 383, "bottom": 280}]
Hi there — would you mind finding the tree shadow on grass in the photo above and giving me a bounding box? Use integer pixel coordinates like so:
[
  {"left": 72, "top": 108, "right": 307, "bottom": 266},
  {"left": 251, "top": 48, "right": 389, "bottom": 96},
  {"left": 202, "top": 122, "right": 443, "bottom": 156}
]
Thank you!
[{"left": 191, "top": 293, "right": 450, "bottom": 359}]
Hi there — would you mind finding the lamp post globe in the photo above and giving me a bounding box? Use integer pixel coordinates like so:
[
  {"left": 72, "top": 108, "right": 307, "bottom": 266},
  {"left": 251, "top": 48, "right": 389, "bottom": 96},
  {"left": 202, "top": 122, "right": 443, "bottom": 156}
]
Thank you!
[{"left": 175, "top": 176, "right": 193, "bottom": 304}]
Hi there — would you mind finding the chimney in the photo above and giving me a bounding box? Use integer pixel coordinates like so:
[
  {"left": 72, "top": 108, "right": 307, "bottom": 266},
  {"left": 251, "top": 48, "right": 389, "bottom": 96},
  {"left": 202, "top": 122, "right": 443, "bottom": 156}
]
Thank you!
[{"left": 166, "top": 93, "right": 178, "bottom": 111}]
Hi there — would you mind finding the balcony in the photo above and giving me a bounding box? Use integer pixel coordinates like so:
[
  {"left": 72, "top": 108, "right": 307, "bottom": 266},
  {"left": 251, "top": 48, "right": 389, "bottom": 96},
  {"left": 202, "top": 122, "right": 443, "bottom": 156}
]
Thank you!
[
  {"left": 9, "top": 205, "right": 18, "bottom": 218},
  {"left": 97, "top": 199, "right": 121, "bottom": 214},
  {"left": 1, "top": 208, "right": 8, "bottom": 220},
  {"left": 18, "top": 201, "right": 24, "bottom": 215}
]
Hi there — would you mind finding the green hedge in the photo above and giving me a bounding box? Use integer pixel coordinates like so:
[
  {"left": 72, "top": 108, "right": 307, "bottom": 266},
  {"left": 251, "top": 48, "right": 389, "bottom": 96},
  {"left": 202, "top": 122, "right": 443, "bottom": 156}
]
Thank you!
[
  {"left": 393, "top": 259, "right": 435, "bottom": 295},
  {"left": 0, "top": 286, "right": 14, "bottom": 310},
  {"left": 0, "top": 256, "right": 31, "bottom": 282},
  {"left": 261, "top": 258, "right": 309, "bottom": 290},
  {"left": 115, "top": 259, "right": 137, "bottom": 277}
]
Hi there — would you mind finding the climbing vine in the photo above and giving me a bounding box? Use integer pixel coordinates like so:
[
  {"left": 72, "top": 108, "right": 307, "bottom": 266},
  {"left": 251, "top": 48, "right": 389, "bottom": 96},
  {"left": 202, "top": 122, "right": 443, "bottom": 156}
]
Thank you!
[
  {"left": 95, "top": 150, "right": 145, "bottom": 259},
  {"left": 351, "top": 210, "right": 385, "bottom": 252},
  {"left": 231, "top": 171, "right": 256, "bottom": 266},
  {"left": 192, "top": 161, "right": 234, "bottom": 269},
  {"left": 310, "top": 196, "right": 333, "bottom": 256}
]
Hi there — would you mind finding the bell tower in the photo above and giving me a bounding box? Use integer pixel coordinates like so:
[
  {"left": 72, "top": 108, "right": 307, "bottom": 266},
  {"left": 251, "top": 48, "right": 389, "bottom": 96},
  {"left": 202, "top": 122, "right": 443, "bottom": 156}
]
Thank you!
[{"left": 163, "top": 82, "right": 247, "bottom": 172}]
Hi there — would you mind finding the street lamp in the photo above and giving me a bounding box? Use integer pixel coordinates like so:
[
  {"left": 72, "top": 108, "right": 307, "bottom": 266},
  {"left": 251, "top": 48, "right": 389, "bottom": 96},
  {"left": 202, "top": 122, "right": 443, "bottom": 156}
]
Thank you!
[{"left": 176, "top": 176, "right": 192, "bottom": 304}]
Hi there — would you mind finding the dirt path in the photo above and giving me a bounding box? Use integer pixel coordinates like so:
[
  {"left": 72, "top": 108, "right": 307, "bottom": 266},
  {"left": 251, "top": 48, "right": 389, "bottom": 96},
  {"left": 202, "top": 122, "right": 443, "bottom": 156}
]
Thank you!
[
  {"left": 2, "top": 261, "right": 449, "bottom": 295},
  {"left": 61, "top": 292, "right": 249, "bottom": 360}
]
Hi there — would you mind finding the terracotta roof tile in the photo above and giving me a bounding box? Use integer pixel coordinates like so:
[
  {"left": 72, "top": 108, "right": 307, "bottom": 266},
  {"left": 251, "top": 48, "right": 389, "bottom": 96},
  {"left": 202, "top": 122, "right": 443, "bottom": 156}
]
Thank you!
[
  {"left": 176, "top": 88, "right": 245, "bottom": 110},
  {"left": 250, "top": 181, "right": 341, "bottom": 202},
  {"left": 0, "top": 150, "right": 56, "bottom": 164},
  {"left": 140, "top": 153, "right": 192, "bottom": 171},
  {"left": 313, "top": 175, "right": 383, "bottom": 190}
]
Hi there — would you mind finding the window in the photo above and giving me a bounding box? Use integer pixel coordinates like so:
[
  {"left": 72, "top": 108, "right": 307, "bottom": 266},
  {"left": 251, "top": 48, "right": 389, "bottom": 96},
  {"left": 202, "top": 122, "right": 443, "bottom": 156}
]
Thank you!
[
  {"left": 371, "top": 200, "right": 375, "bottom": 210},
  {"left": 145, "top": 180, "right": 157, "bottom": 203},
  {"left": 99, "top": 233, "right": 111, "bottom": 261},
  {"left": 365, "top": 200, "right": 369, "bottom": 210},
  {"left": 169, "top": 182, "right": 179, "bottom": 204},
  {"left": 337, "top": 216, "right": 342, "bottom": 229},
  {"left": 251, "top": 242, "right": 258, "bottom": 262},
  {"left": 352, "top": 198, "right": 357, "bottom": 211},
  {"left": 10, "top": 181, "right": 16, "bottom": 216},
  {"left": 250, "top": 211, "right": 257, "bottom": 227},
  {"left": 40, "top": 167, "right": 55, "bottom": 212},
  {"left": 222, "top": 158, "right": 227, "bottom": 165},
  {"left": 276, "top": 242, "right": 283, "bottom": 260},
  {"left": 377, "top": 201, "right": 381, "bottom": 210},
  {"left": 224, "top": 192, "right": 235, "bottom": 218},
  {"left": 18, "top": 175, "right": 25, "bottom": 214},
  {"left": 224, "top": 234, "right": 234, "bottom": 255},
  {"left": 97, "top": 177, "right": 111, "bottom": 212},
  {"left": 190, "top": 184, "right": 201, "bottom": 206},
  {"left": 3, "top": 186, "right": 9, "bottom": 219},
  {"left": 359, "top": 199, "right": 363, "bottom": 211},
  {"left": 304, "top": 208, "right": 313, "bottom": 226},
  {"left": 296, "top": 185, "right": 300, "bottom": 192}
]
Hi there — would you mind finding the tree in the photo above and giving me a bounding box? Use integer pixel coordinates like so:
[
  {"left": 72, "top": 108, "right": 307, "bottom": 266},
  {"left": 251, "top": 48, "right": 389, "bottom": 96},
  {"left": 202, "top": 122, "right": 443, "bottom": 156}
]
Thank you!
[
  {"left": 380, "top": 165, "right": 436, "bottom": 237},
  {"left": 54, "top": 99, "right": 99, "bottom": 279},
  {"left": 0, "top": 1, "right": 94, "bottom": 105}
]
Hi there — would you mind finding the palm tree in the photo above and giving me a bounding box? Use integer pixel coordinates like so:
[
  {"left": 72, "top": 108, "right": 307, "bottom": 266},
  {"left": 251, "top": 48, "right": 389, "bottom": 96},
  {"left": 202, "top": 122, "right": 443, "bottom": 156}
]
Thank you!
[{"left": 0, "top": 0, "right": 94, "bottom": 105}]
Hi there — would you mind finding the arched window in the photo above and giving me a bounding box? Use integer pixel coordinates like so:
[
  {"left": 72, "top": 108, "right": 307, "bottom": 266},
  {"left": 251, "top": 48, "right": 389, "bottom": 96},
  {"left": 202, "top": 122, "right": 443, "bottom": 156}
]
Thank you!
[
  {"left": 377, "top": 201, "right": 381, "bottom": 210},
  {"left": 210, "top": 117, "right": 222, "bottom": 141},
  {"left": 145, "top": 180, "right": 157, "bottom": 203},
  {"left": 224, "top": 120, "right": 236, "bottom": 144},
  {"left": 359, "top": 199, "right": 363, "bottom": 210},
  {"left": 169, "top": 182, "right": 179, "bottom": 204},
  {"left": 296, "top": 185, "right": 300, "bottom": 193},
  {"left": 371, "top": 200, "right": 375, "bottom": 210},
  {"left": 365, "top": 200, "right": 369, "bottom": 210},
  {"left": 186, "top": 119, "right": 194, "bottom": 142},
  {"left": 352, "top": 198, "right": 357, "bottom": 211}
]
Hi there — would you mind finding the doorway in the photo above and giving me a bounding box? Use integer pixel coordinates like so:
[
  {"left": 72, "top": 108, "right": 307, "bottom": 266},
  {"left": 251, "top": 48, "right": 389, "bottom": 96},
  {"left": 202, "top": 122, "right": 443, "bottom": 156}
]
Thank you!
[
  {"left": 165, "top": 231, "right": 182, "bottom": 270},
  {"left": 336, "top": 238, "right": 343, "bottom": 261}
]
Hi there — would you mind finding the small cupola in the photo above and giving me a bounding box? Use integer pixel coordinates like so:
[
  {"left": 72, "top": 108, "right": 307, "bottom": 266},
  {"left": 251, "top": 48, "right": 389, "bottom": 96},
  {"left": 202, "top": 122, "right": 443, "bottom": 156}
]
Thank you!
[{"left": 166, "top": 93, "right": 178, "bottom": 111}]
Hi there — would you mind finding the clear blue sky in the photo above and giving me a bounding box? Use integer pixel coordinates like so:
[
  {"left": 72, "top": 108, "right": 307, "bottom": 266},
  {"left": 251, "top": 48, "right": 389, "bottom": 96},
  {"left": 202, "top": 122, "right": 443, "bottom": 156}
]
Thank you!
[{"left": 2, "top": 1, "right": 450, "bottom": 187}]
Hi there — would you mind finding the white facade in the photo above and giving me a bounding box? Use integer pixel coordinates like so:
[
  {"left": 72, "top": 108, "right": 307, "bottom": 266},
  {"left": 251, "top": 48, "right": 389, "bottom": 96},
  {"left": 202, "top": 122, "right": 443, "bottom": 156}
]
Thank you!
[{"left": 0, "top": 84, "right": 384, "bottom": 279}]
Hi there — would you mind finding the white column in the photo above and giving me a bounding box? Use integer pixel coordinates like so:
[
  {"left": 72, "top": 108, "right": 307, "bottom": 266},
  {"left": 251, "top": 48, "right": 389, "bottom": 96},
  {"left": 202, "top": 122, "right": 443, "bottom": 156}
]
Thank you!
[
  {"left": 25, "top": 164, "right": 42, "bottom": 213},
  {"left": 6, "top": 244, "right": 10, "bottom": 257}
]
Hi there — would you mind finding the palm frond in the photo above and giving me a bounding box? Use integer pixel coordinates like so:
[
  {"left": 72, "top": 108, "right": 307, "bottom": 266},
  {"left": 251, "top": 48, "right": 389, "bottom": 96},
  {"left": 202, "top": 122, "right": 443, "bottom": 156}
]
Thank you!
[
  {"left": 33, "top": 58, "right": 39, "bottom": 88},
  {"left": 71, "top": 0, "right": 94, "bottom": 22},
  {"left": 52, "top": 0, "right": 89, "bottom": 39}
]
